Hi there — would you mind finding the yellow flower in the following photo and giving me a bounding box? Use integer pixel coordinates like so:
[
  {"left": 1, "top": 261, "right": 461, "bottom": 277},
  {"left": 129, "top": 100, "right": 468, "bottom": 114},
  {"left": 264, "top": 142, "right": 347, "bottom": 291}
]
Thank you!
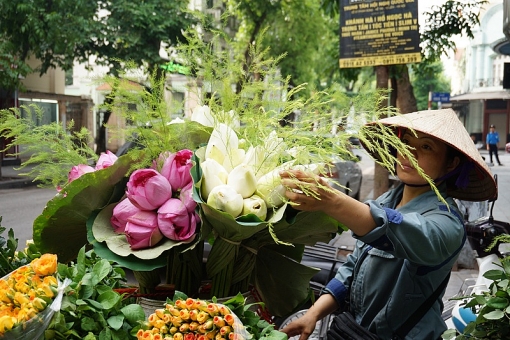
[
  {"left": 13, "top": 292, "right": 30, "bottom": 306},
  {"left": 30, "top": 253, "right": 58, "bottom": 276},
  {"left": 31, "top": 297, "right": 47, "bottom": 311},
  {"left": 0, "top": 315, "right": 16, "bottom": 333}
]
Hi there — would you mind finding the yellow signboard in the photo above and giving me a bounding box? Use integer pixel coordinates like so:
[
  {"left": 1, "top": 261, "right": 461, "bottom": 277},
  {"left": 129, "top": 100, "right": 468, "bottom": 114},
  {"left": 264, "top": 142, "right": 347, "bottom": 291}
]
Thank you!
[{"left": 339, "top": 0, "right": 421, "bottom": 68}]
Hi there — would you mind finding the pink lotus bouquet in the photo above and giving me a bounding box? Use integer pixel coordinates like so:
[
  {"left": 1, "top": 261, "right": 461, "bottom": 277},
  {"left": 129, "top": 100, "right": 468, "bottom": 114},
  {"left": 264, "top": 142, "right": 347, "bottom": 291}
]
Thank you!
[{"left": 110, "top": 149, "right": 199, "bottom": 250}]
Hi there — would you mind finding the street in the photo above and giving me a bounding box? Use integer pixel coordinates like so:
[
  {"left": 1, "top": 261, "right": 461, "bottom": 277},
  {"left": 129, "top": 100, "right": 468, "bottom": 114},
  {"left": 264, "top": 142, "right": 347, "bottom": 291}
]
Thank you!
[{"left": 0, "top": 187, "right": 56, "bottom": 250}]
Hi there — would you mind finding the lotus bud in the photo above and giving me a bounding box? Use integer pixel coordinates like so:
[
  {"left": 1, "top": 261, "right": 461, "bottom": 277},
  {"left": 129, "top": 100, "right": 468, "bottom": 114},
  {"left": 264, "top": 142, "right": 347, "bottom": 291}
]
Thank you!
[
  {"left": 255, "top": 170, "right": 286, "bottom": 208},
  {"left": 95, "top": 150, "right": 118, "bottom": 170},
  {"left": 292, "top": 163, "right": 323, "bottom": 175},
  {"left": 68, "top": 164, "right": 95, "bottom": 183},
  {"left": 200, "top": 159, "right": 228, "bottom": 200},
  {"left": 206, "top": 185, "right": 243, "bottom": 218},
  {"left": 241, "top": 195, "right": 267, "bottom": 220},
  {"left": 222, "top": 148, "right": 246, "bottom": 173},
  {"left": 227, "top": 164, "right": 257, "bottom": 198},
  {"left": 126, "top": 169, "right": 172, "bottom": 210},
  {"left": 191, "top": 105, "right": 215, "bottom": 127},
  {"left": 205, "top": 144, "right": 226, "bottom": 165},
  {"left": 244, "top": 146, "right": 266, "bottom": 179},
  {"left": 205, "top": 123, "right": 238, "bottom": 164}
]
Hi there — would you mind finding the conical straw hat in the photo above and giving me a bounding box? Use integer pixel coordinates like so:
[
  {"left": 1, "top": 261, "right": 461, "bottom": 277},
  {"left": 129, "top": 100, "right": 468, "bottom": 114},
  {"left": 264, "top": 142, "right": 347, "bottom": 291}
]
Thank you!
[{"left": 361, "top": 109, "right": 496, "bottom": 201}]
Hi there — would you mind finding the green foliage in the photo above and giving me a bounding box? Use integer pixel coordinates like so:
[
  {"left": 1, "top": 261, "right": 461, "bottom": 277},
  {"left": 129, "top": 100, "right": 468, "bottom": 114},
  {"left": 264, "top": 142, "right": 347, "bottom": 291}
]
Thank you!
[
  {"left": 411, "top": 60, "right": 451, "bottom": 111},
  {"left": 45, "top": 247, "right": 145, "bottom": 339},
  {"left": 0, "top": 0, "right": 195, "bottom": 90},
  {"left": 442, "top": 236, "right": 510, "bottom": 340},
  {"left": 0, "top": 105, "right": 97, "bottom": 188},
  {"left": 0, "top": 216, "right": 42, "bottom": 277},
  {"left": 421, "top": 0, "right": 487, "bottom": 62}
]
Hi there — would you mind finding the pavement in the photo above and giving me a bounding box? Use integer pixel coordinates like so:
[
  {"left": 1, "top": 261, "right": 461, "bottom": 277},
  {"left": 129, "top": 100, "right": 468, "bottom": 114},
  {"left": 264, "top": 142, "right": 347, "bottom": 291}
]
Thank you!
[{"left": 2, "top": 148, "right": 510, "bottom": 304}]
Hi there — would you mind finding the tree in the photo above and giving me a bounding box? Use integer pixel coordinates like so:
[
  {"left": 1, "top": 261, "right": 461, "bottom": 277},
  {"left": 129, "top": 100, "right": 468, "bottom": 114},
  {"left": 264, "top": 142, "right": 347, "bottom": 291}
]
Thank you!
[
  {"left": 228, "top": 0, "right": 353, "bottom": 96},
  {"left": 411, "top": 61, "right": 451, "bottom": 111},
  {"left": 0, "top": 0, "right": 196, "bottom": 154}
]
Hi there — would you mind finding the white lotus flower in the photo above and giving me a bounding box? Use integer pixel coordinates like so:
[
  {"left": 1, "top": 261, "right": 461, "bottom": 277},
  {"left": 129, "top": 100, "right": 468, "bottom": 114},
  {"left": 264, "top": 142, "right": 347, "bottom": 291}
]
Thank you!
[
  {"left": 244, "top": 145, "right": 266, "bottom": 179},
  {"left": 200, "top": 158, "right": 228, "bottom": 200},
  {"left": 227, "top": 163, "right": 257, "bottom": 198},
  {"left": 207, "top": 184, "right": 244, "bottom": 218},
  {"left": 205, "top": 123, "right": 239, "bottom": 165},
  {"left": 255, "top": 169, "right": 287, "bottom": 208},
  {"left": 222, "top": 148, "right": 246, "bottom": 173},
  {"left": 168, "top": 117, "right": 185, "bottom": 125},
  {"left": 292, "top": 163, "right": 323, "bottom": 175},
  {"left": 191, "top": 105, "right": 215, "bottom": 127},
  {"left": 242, "top": 195, "right": 267, "bottom": 220}
]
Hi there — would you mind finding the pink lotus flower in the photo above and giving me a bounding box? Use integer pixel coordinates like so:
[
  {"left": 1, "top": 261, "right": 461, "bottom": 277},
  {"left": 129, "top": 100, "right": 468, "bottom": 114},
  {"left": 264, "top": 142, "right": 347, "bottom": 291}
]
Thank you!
[
  {"left": 110, "top": 198, "right": 141, "bottom": 233},
  {"left": 95, "top": 150, "right": 118, "bottom": 170},
  {"left": 124, "top": 210, "right": 163, "bottom": 250},
  {"left": 68, "top": 164, "right": 95, "bottom": 182},
  {"left": 126, "top": 169, "right": 172, "bottom": 210},
  {"left": 157, "top": 149, "right": 194, "bottom": 190},
  {"left": 157, "top": 198, "right": 199, "bottom": 241},
  {"left": 180, "top": 182, "right": 198, "bottom": 213}
]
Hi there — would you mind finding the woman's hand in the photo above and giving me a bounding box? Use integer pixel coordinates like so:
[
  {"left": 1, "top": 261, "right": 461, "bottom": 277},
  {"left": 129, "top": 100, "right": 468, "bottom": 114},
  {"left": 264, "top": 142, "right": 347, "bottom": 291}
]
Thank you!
[
  {"left": 280, "top": 312, "right": 320, "bottom": 340},
  {"left": 280, "top": 293, "right": 340, "bottom": 340},
  {"left": 280, "top": 169, "right": 341, "bottom": 212},
  {"left": 280, "top": 169, "right": 376, "bottom": 236}
]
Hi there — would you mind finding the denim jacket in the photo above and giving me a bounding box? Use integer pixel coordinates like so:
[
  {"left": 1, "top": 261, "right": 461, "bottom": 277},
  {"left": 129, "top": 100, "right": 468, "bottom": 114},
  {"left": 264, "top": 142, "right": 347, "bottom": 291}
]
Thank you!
[{"left": 325, "top": 183, "right": 464, "bottom": 340}]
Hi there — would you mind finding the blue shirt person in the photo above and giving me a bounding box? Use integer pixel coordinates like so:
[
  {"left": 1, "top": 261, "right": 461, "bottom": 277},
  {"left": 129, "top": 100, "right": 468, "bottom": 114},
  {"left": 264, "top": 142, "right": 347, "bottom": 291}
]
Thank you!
[
  {"left": 280, "top": 109, "right": 496, "bottom": 340},
  {"left": 486, "top": 124, "right": 502, "bottom": 166}
]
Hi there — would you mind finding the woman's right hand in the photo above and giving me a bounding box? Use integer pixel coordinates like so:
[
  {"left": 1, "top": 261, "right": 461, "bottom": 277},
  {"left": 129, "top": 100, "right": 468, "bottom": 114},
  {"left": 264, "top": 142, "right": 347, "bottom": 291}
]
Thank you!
[{"left": 280, "top": 312, "right": 319, "bottom": 340}]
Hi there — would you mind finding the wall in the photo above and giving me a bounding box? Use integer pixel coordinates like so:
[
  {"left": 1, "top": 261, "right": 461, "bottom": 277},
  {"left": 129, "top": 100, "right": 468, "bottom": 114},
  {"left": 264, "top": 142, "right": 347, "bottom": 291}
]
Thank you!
[{"left": 21, "top": 55, "right": 66, "bottom": 94}]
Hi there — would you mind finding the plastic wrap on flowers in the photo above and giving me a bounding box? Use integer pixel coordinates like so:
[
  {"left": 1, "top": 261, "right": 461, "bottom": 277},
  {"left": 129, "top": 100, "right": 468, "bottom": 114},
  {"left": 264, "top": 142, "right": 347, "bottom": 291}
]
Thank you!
[
  {"left": 137, "top": 297, "right": 251, "bottom": 340},
  {"left": 0, "top": 255, "right": 71, "bottom": 340}
]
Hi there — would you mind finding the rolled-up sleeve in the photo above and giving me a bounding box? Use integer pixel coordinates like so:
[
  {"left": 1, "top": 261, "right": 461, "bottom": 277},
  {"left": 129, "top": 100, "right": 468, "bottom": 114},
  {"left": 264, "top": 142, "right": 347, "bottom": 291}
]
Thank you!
[{"left": 353, "top": 199, "right": 464, "bottom": 267}]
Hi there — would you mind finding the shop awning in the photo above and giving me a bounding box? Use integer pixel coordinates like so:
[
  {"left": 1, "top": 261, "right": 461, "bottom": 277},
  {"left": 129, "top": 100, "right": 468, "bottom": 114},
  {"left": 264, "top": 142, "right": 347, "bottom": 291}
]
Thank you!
[{"left": 450, "top": 90, "right": 510, "bottom": 101}]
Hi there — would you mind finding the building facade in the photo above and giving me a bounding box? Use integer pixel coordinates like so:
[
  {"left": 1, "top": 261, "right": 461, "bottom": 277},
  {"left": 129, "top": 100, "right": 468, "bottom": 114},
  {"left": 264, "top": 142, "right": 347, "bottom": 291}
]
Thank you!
[{"left": 450, "top": 0, "right": 510, "bottom": 147}]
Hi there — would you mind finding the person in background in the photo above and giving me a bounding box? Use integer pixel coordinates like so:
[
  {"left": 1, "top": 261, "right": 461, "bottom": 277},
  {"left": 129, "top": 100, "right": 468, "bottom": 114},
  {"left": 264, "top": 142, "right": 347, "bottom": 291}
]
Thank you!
[
  {"left": 280, "top": 109, "right": 497, "bottom": 340},
  {"left": 486, "top": 124, "right": 503, "bottom": 166}
]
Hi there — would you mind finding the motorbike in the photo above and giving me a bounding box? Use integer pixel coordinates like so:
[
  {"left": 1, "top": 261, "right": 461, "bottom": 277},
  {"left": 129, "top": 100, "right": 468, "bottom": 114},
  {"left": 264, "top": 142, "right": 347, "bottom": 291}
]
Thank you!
[{"left": 279, "top": 175, "right": 510, "bottom": 339}]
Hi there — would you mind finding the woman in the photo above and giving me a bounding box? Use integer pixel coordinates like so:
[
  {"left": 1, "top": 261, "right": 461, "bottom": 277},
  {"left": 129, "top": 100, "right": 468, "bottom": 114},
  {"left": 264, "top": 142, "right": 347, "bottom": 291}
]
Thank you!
[{"left": 280, "top": 109, "right": 496, "bottom": 340}]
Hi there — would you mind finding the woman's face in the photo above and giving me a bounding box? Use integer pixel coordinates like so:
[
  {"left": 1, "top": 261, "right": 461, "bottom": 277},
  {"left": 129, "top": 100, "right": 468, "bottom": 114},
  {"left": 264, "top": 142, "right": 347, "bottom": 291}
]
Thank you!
[{"left": 396, "top": 131, "right": 458, "bottom": 185}]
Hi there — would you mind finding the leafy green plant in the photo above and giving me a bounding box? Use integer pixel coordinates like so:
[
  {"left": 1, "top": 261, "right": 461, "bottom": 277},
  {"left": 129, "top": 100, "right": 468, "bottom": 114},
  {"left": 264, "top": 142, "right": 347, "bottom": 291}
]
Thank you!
[
  {"left": 0, "top": 216, "right": 41, "bottom": 277},
  {"left": 44, "top": 247, "right": 145, "bottom": 339},
  {"left": 442, "top": 235, "right": 510, "bottom": 340}
]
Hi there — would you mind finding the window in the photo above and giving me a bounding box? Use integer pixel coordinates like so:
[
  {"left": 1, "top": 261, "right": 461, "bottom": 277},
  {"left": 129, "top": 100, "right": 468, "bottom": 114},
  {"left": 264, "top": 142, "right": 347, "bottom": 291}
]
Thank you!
[{"left": 19, "top": 99, "right": 58, "bottom": 125}]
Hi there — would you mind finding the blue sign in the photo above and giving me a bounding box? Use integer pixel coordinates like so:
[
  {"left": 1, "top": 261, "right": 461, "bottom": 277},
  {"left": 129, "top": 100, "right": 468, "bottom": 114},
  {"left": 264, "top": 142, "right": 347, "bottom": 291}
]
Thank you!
[{"left": 431, "top": 92, "right": 450, "bottom": 103}]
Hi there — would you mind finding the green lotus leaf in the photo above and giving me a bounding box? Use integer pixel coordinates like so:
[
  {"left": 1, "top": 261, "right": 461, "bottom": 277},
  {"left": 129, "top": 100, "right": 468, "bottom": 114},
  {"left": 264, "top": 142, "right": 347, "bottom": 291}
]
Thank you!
[
  {"left": 86, "top": 209, "right": 167, "bottom": 271},
  {"left": 254, "top": 246, "right": 319, "bottom": 317},
  {"left": 33, "top": 154, "right": 134, "bottom": 263}
]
